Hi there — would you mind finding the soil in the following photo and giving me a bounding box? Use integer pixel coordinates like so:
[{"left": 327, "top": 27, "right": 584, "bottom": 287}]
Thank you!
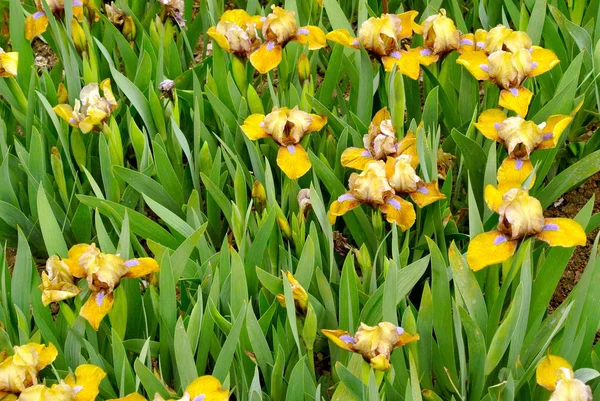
[
  {"left": 546, "top": 173, "right": 600, "bottom": 311},
  {"left": 32, "top": 38, "right": 58, "bottom": 71}
]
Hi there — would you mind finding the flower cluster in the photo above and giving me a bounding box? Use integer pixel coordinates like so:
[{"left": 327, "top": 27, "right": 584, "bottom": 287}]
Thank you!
[
  {"left": 41, "top": 243, "right": 159, "bottom": 330},
  {"left": 0, "top": 342, "right": 57, "bottom": 399},
  {"left": 25, "top": 0, "right": 85, "bottom": 41},
  {"left": 329, "top": 108, "right": 445, "bottom": 229},
  {"left": 110, "top": 376, "right": 228, "bottom": 401}
]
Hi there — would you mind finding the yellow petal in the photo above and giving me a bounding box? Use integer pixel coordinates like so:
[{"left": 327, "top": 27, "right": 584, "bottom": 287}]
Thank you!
[
  {"left": 80, "top": 291, "right": 114, "bottom": 331},
  {"left": 33, "top": 342, "right": 58, "bottom": 370},
  {"left": 397, "top": 332, "right": 420, "bottom": 346},
  {"left": 397, "top": 132, "right": 419, "bottom": 168},
  {"left": 53, "top": 104, "right": 76, "bottom": 126},
  {"left": 378, "top": 195, "right": 416, "bottom": 231},
  {"left": 220, "top": 9, "right": 252, "bottom": 25},
  {"left": 529, "top": 47, "right": 559, "bottom": 77},
  {"left": 372, "top": 107, "right": 391, "bottom": 126},
  {"left": 185, "top": 376, "right": 228, "bottom": 401},
  {"left": 413, "top": 47, "right": 439, "bottom": 66},
  {"left": 474, "top": 109, "right": 507, "bottom": 141},
  {"left": 499, "top": 86, "right": 533, "bottom": 117},
  {"left": 456, "top": 50, "right": 490, "bottom": 81},
  {"left": 458, "top": 33, "right": 476, "bottom": 53},
  {"left": 536, "top": 354, "right": 573, "bottom": 391},
  {"left": 535, "top": 218, "right": 586, "bottom": 248},
  {"left": 249, "top": 43, "right": 282, "bottom": 74},
  {"left": 497, "top": 157, "right": 535, "bottom": 193},
  {"left": 123, "top": 258, "right": 159, "bottom": 278},
  {"left": 340, "top": 147, "right": 374, "bottom": 170},
  {"left": 369, "top": 354, "right": 391, "bottom": 371},
  {"left": 25, "top": 13, "right": 48, "bottom": 41},
  {"left": 69, "top": 364, "right": 107, "bottom": 401},
  {"left": 100, "top": 78, "right": 117, "bottom": 109},
  {"left": 241, "top": 114, "right": 268, "bottom": 140},
  {"left": 321, "top": 329, "right": 355, "bottom": 351},
  {"left": 207, "top": 27, "right": 231, "bottom": 52},
  {"left": 295, "top": 26, "right": 326, "bottom": 50},
  {"left": 398, "top": 10, "right": 421, "bottom": 37},
  {"left": 484, "top": 185, "right": 504, "bottom": 213},
  {"left": 537, "top": 114, "right": 573, "bottom": 149},
  {"left": 381, "top": 50, "right": 421, "bottom": 80},
  {"left": 409, "top": 182, "right": 446, "bottom": 208},
  {"left": 325, "top": 29, "right": 359, "bottom": 48},
  {"left": 328, "top": 194, "right": 361, "bottom": 223},
  {"left": 467, "top": 230, "right": 518, "bottom": 271},
  {"left": 107, "top": 394, "right": 148, "bottom": 401},
  {"left": 0, "top": 52, "right": 18, "bottom": 77},
  {"left": 73, "top": 6, "right": 84, "bottom": 21},
  {"left": 307, "top": 114, "right": 327, "bottom": 132},
  {"left": 0, "top": 392, "right": 18, "bottom": 401},
  {"left": 277, "top": 144, "right": 311, "bottom": 179}
]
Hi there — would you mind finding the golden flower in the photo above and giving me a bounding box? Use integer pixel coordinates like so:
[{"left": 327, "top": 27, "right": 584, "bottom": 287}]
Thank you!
[
  {"left": 207, "top": 10, "right": 262, "bottom": 58},
  {"left": 322, "top": 322, "right": 419, "bottom": 371},
  {"left": 39, "top": 255, "right": 81, "bottom": 306},
  {"left": 326, "top": 12, "right": 432, "bottom": 80},
  {"left": 340, "top": 108, "right": 419, "bottom": 170},
  {"left": 474, "top": 106, "right": 578, "bottom": 158},
  {"left": 0, "top": 48, "right": 18, "bottom": 77},
  {"left": 17, "top": 383, "right": 74, "bottom": 401},
  {"left": 25, "top": 0, "right": 84, "bottom": 41},
  {"left": 276, "top": 271, "right": 309, "bottom": 315},
  {"left": 153, "top": 376, "right": 228, "bottom": 401},
  {"left": 63, "top": 364, "right": 106, "bottom": 401},
  {"left": 0, "top": 343, "right": 57, "bottom": 395},
  {"left": 328, "top": 161, "right": 416, "bottom": 230},
  {"left": 457, "top": 29, "right": 487, "bottom": 53},
  {"left": 467, "top": 190, "right": 586, "bottom": 271},
  {"left": 48, "top": 243, "right": 160, "bottom": 330},
  {"left": 485, "top": 25, "right": 532, "bottom": 54},
  {"left": 53, "top": 79, "right": 118, "bottom": 134},
  {"left": 385, "top": 155, "right": 445, "bottom": 208},
  {"left": 241, "top": 107, "right": 327, "bottom": 179},
  {"left": 421, "top": 9, "right": 460, "bottom": 55},
  {"left": 537, "top": 354, "right": 593, "bottom": 401},
  {"left": 249, "top": 6, "right": 325, "bottom": 74}
]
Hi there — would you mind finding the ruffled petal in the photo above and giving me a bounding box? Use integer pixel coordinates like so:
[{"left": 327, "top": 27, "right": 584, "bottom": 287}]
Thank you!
[
  {"left": 321, "top": 329, "right": 355, "bottom": 351},
  {"left": 378, "top": 195, "right": 416, "bottom": 231},
  {"left": 397, "top": 132, "right": 419, "bottom": 167},
  {"left": 185, "top": 376, "right": 228, "bottom": 401},
  {"left": 409, "top": 182, "right": 446, "bottom": 208},
  {"left": 499, "top": 86, "right": 533, "bottom": 117},
  {"left": 484, "top": 184, "right": 504, "bottom": 213},
  {"left": 529, "top": 47, "right": 560, "bottom": 77},
  {"left": 396, "top": 332, "right": 420, "bottom": 346},
  {"left": 295, "top": 26, "right": 326, "bottom": 50},
  {"left": 456, "top": 50, "right": 490, "bottom": 81},
  {"left": 39, "top": 273, "right": 81, "bottom": 306},
  {"left": 372, "top": 107, "right": 392, "bottom": 126},
  {"left": 307, "top": 114, "right": 327, "bottom": 132},
  {"left": 67, "top": 364, "right": 107, "bottom": 401},
  {"left": 0, "top": 52, "right": 18, "bottom": 77},
  {"left": 369, "top": 354, "right": 391, "bottom": 371},
  {"left": 414, "top": 47, "right": 439, "bottom": 66},
  {"left": 537, "top": 114, "right": 573, "bottom": 149},
  {"left": 535, "top": 218, "right": 586, "bottom": 248},
  {"left": 241, "top": 114, "right": 268, "bottom": 139},
  {"left": 53, "top": 104, "right": 76, "bottom": 127},
  {"left": 207, "top": 27, "right": 231, "bottom": 53},
  {"left": 328, "top": 194, "right": 361, "bottom": 223},
  {"left": 25, "top": 14, "right": 48, "bottom": 41},
  {"left": 340, "top": 148, "right": 374, "bottom": 170},
  {"left": 277, "top": 144, "right": 311, "bottom": 179},
  {"left": 467, "top": 230, "right": 518, "bottom": 271},
  {"left": 381, "top": 50, "right": 421, "bottom": 79},
  {"left": 249, "top": 42, "right": 282, "bottom": 74},
  {"left": 536, "top": 354, "right": 573, "bottom": 391},
  {"left": 474, "top": 109, "right": 507, "bottom": 140},
  {"left": 497, "top": 157, "right": 535, "bottom": 192},
  {"left": 398, "top": 10, "right": 422, "bottom": 37},
  {"left": 80, "top": 291, "right": 114, "bottom": 331},
  {"left": 123, "top": 258, "right": 159, "bottom": 278},
  {"left": 325, "top": 29, "right": 359, "bottom": 48}
]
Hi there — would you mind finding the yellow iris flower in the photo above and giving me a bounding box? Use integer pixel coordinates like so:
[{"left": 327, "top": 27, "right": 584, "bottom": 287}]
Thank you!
[
  {"left": 248, "top": 6, "right": 325, "bottom": 74},
  {"left": 467, "top": 189, "right": 586, "bottom": 271},
  {"left": 385, "top": 155, "right": 446, "bottom": 208},
  {"left": 536, "top": 354, "right": 593, "bottom": 401},
  {"left": 328, "top": 161, "right": 416, "bottom": 230},
  {"left": 421, "top": 9, "right": 460, "bottom": 55},
  {"left": 0, "top": 343, "right": 57, "bottom": 396},
  {"left": 322, "top": 322, "right": 419, "bottom": 371},
  {"left": 340, "top": 108, "right": 419, "bottom": 170},
  {"left": 276, "top": 271, "right": 309, "bottom": 316},
  {"left": 207, "top": 10, "right": 263, "bottom": 58},
  {"left": 457, "top": 26, "right": 559, "bottom": 116},
  {"left": 39, "top": 255, "right": 81, "bottom": 306},
  {"left": 326, "top": 12, "right": 435, "bottom": 79},
  {"left": 241, "top": 106, "right": 327, "bottom": 179},
  {"left": 109, "top": 375, "right": 228, "bottom": 401},
  {"left": 44, "top": 243, "right": 159, "bottom": 330},
  {"left": 53, "top": 79, "right": 118, "bottom": 134},
  {"left": 474, "top": 106, "right": 577, "bottom": 159},
  {"left": 25, "top": 0, "right": 84, "bottom": 41},
  {"left": 0, "top": 48, "right": 18, "bottom": 77}
]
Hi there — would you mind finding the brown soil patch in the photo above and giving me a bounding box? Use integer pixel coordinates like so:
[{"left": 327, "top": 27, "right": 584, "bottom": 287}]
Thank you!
[
  {"left": 32, "top": 38, "right": 58, "bottom": 71},
  {"left": 547, "top": 173, "right": 600, "bottom": 310}
]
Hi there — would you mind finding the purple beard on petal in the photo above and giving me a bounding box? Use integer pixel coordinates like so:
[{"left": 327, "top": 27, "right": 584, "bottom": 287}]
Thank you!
[
  {"left": 33, "top": 11, "right": 45, "bottom": 19},
  {"left": 390, "top": 51, "right": 401, "bottom": 60},
  {"left": 510, "top": 88, "right": 519, "bottom": 97},
  {"left": 361, "top": 149, "right": 372, "bottom": 157},
  {"left": 96, "top": 291, "right": 106, "bottom": 306},
  {"left": 287, "top": 145, "right": 296, "bottom": 155},
  {"left": 387, "top": 198, "right": 401, "bottom": 210},
  {"left": 543, "top": 133, "right": 553, "bottom": 140},
  {"left": 124, "top": 259, "right": 140, "bottom": 268},
  {"left": 417, "top": 186, "right": 429, "bottom": 195},
  {"left": 420, "top": 48, "right": 432, "bottom": 56},
  {"left": 543, "top": 223, "right": 559, "bottom": 231},
  {"left": 266, "top": 41, "right": 275, "bottom": 51},
  {"left": 515, "top": 159, "right": 523, "bottom": 170},
  {"left": 460, "top": 39, "right": 474, "bottom": 46},
  {"left": 297, "top": 28, "right": 309, "bottom": 35},
  {"left": 396, "top": 326, "right": 405, "bottom": 335},
  {"left": 337, "top": 193, "right": 356, "bottom": 203},
  {"left": 493, "top": 235, "right": 507, "bottom": 245},
  {"left": 340, "top": 334, "right": 355, "bottom": 344}
]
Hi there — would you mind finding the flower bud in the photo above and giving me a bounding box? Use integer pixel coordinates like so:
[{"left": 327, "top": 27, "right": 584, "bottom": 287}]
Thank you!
[
  {"left": 297, "top": 53, "right": 311, "bottom": 83},
  {"left": 251, "top": 180, "right": 267, "bottom": 210},
  {"left": 277, "top": 215, "right": 292, "bottom": 239},
  {"left": 123, "top": 16, "right": 136, "bottom": 41},
  {"left": 71, "top": 19, "right": 87, "bottom": 53},
  {"left": 56, "top": 83, "right": 68, "bottom": 104},
  {"left": 50, "top": 147, "right": 68, "bottom": 205}
]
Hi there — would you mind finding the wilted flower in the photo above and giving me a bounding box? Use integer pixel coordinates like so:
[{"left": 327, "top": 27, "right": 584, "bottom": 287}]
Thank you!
[
  {"left": 328, "top": 161, "right": 416, "bottom": 230},
  {"left": 159, "top": 0, "right": 185, "bottom": 26},
  {"left": 421, "top": 9, "right": 460, "bottom": 55},
  {"left": 25, "top": 0, "right": 84, "bottom": 41},
  {"left": 457, "top": 27, "right": 559, "bottom": 116},
  {"left": 0, "top": 48, "right": 18, "bottom": 77},
  {"left": 249, "top": 6, "right": 326, "bottom": 74},
  {"left": 536, "top": 354, "right": 593, "bottom": 401},
  {"left": 105, "top": 2, "right": 124, "bottom": 25},
  {"left": 241, "top": 106, "right": 327, "bottom": 179},
  {"left": 277, "top": 271, "right": 309, "bottom": 315},
  {"left": 110, "top": 376, "right": 228, "bottom": 401},
  {"left": 207, "top": 10, "right": 262, "bottom": 58},
  {"left": 297, "top": 188, "right": 312, "bottom": 216},
  {"left": 158, "top": 79, "right": 175, "bottom": 99},
  {"left": 39, "top": 255, "right": 81, "bottom": 306},
  {"left": 326, "top": 11, "right": 435, "bottom": 79},
  {"left": 53, "top": 79, "right": 118, "bottom": 133},
  {"left": 45, "top": 243, "right": 160, "bottom": 330},
  {"left": 436, "top": 148, "right": 455, "bottom": 179},
  {"left": 0, "top": 343, "right": 57, "bottom": 395},
  {"left": 467, "top": 189, "right": 586, "bottom": 271},
  {"left": 322, "top": 322, "right": 419, "bottom": 371}
]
